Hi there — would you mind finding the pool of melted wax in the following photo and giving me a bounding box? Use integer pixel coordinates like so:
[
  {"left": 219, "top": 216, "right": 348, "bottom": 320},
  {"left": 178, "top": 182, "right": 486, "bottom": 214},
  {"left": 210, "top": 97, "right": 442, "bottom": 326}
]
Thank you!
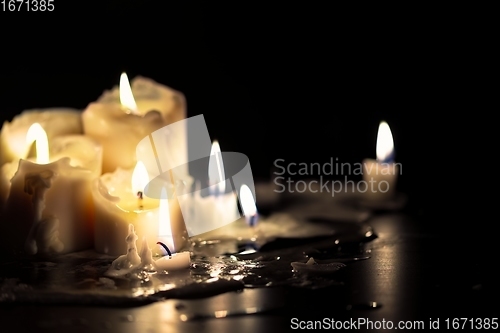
[{"left": 0, "top": 219, "right": 375, "bottom": 306}]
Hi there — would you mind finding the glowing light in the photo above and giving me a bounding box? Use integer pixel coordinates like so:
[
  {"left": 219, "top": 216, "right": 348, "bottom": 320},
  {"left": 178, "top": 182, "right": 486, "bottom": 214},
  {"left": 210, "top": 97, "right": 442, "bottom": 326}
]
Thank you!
[
  {"left": 131, "top": 161, "right": 149, "bottom": 195},
  {"left": 119, "top": 72, "right": 138, "bottom": 113},
  {"left": 158, "top": 187, "right": 174, "bottom": 252},
  {"left": 376, "top": 121, "right": 394, "bottom": 163},
  {"left": 208, "top": 140, "right": 226, "bottom": 193},
  {"left": 25, "top": 123, "right": 49, "bottom": 164},
  {"left": 239, "top": 184, "right": 257, "bottom": 216}
]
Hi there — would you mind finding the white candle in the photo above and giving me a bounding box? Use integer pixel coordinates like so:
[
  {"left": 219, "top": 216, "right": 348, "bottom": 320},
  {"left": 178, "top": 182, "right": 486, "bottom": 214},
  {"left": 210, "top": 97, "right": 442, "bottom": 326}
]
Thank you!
[
  {"left": 92, "top": 161, "right": 187, "bottom": 256},
  {"left": 0, "top": 130, "right": 102, "bottom": 211},
  {"left": 82, "top": 73, "right": 186, "bottom": 174},
  {"left": 362, "top": 121, "right": 399, "bottom": 201},
  {"left": 0, "top": 108, "right": 82, "bottom": 166},
  {"left": 154, "top": 251, "right": 191, "bottom": 271},
  {"left": 0, "top": 124, "right": 97, "bottom": 255},
  {"left": 182, "top": 141, "right": 240, "bottom": 237},
  {"left": 106, "top": 224, "right": 190, "bottom": 278},
  {"left": 99, "top": 73, "right": 186, "bottom": 123}
]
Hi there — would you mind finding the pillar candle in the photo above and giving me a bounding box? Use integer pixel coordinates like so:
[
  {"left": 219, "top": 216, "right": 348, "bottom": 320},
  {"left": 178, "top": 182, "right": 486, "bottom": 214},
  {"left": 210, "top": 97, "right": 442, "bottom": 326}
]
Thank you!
[
  {"left": 98, "top": 74, "right": 186, "bottom": 124},
  {"left": 0, "top": 108, "right": 82, "bottom": 166},
  {"left": 362, "top": 121, "right": 398, "bottom": 201},
  {"left": 82, "top": 73, "right": 187, "bottom": 174},
  {"left": 0, "top": 124, "right": 101, "bottom": 256},
  {"left": 0, "top": 133, "right": 102, "bottom": 211},
  {"left": 92, "top": 161, "right": 188, "bottom": 256}
]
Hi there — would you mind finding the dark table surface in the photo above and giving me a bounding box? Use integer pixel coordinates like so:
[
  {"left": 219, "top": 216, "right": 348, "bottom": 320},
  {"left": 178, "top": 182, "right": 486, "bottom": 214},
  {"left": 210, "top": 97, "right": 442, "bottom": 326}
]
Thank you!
[{"left": 0, "top": 189, "right": 498, "bottom": 333}]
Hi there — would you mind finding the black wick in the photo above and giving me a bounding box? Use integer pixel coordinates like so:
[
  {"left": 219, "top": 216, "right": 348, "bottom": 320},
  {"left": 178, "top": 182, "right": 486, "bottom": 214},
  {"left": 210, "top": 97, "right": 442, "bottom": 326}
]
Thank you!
[
  {"left": 137, "top": 191, "right": 143, "bottom": 209},
  {"left": 156, "top": 242, "right": 172, "bottom": 257}
]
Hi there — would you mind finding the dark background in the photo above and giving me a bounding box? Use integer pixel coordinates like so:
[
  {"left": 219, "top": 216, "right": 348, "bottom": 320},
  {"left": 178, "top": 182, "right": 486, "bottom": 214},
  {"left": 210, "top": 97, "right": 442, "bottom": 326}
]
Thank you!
[{"left": 0, "top": 3, "right": 493, "bottom": 232}]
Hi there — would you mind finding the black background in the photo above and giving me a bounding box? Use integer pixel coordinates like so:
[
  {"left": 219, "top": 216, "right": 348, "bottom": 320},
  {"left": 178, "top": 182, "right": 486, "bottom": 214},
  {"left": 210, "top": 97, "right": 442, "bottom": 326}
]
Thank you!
[{"left": 0, "top": 3, "right": 494, "bottom": 233}]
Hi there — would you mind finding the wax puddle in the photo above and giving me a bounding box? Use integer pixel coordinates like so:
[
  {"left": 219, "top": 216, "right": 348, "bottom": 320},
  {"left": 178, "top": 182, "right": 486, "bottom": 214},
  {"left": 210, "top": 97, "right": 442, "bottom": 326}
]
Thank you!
[{"left": 0, "top": 219, "right": 376, "bottom": 305}]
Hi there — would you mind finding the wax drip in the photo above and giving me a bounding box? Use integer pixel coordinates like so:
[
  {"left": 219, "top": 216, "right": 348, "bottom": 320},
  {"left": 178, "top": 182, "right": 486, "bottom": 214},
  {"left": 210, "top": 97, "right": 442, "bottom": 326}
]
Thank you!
[
  {"left": 157, "top": 242, "right": 172, "bottom": 257},
  {"left": 23, "top": 170, "right": 58, "bottom": 255}
]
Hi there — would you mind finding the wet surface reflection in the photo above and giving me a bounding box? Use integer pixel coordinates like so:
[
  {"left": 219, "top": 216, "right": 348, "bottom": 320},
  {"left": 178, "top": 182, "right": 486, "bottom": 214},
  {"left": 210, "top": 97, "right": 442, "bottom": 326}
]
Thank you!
[{"left": 0, "top": 217, "right": 376, "bottom": 308}]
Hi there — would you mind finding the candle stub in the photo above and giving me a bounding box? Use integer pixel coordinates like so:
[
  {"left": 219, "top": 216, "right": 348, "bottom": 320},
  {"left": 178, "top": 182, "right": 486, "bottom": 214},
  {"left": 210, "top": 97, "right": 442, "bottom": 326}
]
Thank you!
[{"left": 105, "top": 224, "right": 190, "bottom": 278}]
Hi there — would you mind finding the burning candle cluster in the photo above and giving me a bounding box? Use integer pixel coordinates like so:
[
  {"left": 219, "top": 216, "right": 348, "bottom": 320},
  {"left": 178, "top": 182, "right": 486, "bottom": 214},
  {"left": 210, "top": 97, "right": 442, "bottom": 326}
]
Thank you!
[{"left": 0, "top": 73, "right": 259, "bottom": 273}]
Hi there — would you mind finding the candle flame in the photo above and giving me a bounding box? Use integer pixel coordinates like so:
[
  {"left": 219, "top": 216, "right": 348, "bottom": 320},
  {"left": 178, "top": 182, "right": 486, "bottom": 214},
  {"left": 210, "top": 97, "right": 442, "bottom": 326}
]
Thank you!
[
  {"left": 119, "top": 72, "right": 138, "bottom": 114},
  {"left": 131, "top": 161, "right": 149, "bottom": 195},
  {"left": 239, "top": 184, "right": 257, "bottom": 216},
  {"left": 376, "top": 121, "right": 394, "bottom": 162},
  {"left": 208, "top": 140, "right": 226, "bottom": 193},
  {"left": 25, "top": 123, "right": 49, "bottom": 164},
  {"left": 158, "top": 187, "right": 174, "bottom": 251}
]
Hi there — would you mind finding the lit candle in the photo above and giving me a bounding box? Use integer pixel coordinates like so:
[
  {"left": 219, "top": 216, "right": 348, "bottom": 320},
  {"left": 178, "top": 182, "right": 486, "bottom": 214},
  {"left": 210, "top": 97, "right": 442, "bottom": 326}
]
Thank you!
[
  {"left": 92, "top": 161, "right": 188, "bottom": 256},
  {"left": 0, "top": 127, "right": 102, "bottom": 211},
  {"left": 362, "top": 121, "right": 399, "bottom": 201},
  {"left": 182, "top": 141, "right": 240, "bottom": 236},
  {"left": 82, "top": 72, "right": 186, "bottom": 174},
  {"left": 0, "top": 108, "right": 82, "bottom": 166},
  {"left": 0, "top": 124, "right": 98, "bottom": 255},
  {"left": 106, "top": 223, "right": 190, "bottom": 277},
  {"left": 154, "top": 188, "right": 191, "bottom": 271},
  {"left": 239, "top": 184, "right": 259, "bottom": 227},
  {"left": 99, "top": 73, "right": 186, "bottom": 123}
]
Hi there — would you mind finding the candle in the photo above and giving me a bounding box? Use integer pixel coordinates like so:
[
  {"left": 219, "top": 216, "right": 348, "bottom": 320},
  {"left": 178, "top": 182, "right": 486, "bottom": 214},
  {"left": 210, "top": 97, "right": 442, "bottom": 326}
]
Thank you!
[
  {"left": 106, "top": 223, "right": 190, "bottom": 278},
  {"left": 362, "top": 121, "right": 398, "bottom": 201},
  {"left": 82, "top": 73, "right": 186, "bottom": 174},
  {"left": 181, "top": 141, "right": 240, "bottom": 236},
  {"left": 98, "top": 73, "right": 186, "bottom": 123},
  {"left": 0, "top": 127, "right": 102, "bottom": 211},
  {"left": 0, "top": 108, "right": 82, "bottom": 166},
  {"left": 0, "top": 124, "right": 97, "bottom": 255},
  {"left": 92, "top": 161, "right": 187, "bottom": 256}
]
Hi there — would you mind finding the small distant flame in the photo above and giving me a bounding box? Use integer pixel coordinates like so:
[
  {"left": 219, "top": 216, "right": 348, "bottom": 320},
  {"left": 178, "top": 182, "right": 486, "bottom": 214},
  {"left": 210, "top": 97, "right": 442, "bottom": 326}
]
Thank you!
[
  {"left": 376, "top": 121, "right": 394, "bottom": 163},
  {"left": 208, "top": 140, "right": 226, "bottom": 194},
  {"left": 239, "top": 184, "right": 257, "bottom": 217}
]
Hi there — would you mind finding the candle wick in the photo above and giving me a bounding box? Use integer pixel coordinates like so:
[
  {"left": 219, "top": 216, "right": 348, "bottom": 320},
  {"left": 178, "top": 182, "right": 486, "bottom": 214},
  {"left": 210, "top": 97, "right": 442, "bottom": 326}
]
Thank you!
[
  {"left": 137, "top": 191, "right": 143, "bottom": 209},
  {"left": 156, "top": 241, "right": 172, "bottom": 257},
  {"left": 249, "top": 215, "right": 257, "bottom": 227}
]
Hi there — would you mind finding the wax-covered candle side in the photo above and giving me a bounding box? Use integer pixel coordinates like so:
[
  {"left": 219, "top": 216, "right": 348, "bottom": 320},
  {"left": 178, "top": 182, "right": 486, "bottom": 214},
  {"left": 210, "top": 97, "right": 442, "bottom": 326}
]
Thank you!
[
  {"left": 0, "top": 158, "right": 95, "bottom": 256},
  {"left": 82, "top": 103, "right": 168, "bottom": 174}
]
